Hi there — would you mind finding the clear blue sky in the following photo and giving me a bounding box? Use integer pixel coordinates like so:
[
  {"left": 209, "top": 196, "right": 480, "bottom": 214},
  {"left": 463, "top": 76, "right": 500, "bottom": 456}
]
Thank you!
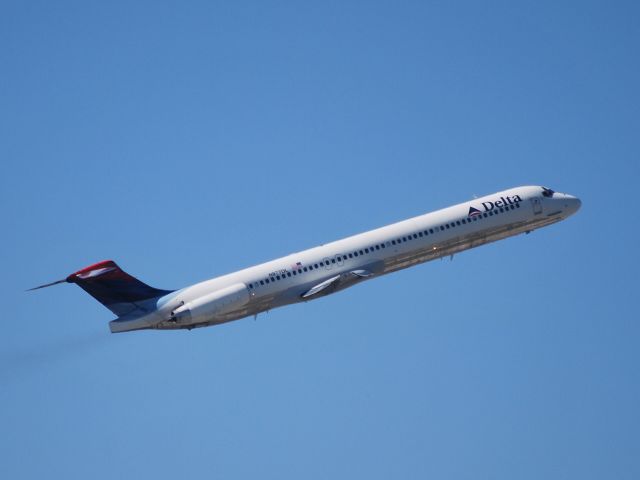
[{"left": 1, "top": 1, "right": 638, "bottom": 478}]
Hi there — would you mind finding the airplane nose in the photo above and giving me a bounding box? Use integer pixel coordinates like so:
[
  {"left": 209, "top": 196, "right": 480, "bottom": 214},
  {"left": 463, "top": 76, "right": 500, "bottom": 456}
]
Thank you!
[{"left": 564, "top": 195, "right": 581, "bottom": 216}]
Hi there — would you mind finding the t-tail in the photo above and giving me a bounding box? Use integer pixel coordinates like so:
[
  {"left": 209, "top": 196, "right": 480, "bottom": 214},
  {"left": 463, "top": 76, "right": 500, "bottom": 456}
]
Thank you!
[{"left": 28, "top": 260, "right": 174, "bottom": 329}]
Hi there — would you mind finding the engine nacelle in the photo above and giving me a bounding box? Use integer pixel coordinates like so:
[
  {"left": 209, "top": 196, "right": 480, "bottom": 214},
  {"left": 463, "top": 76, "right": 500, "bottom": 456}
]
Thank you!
[{"left": 170, "top": 283, "right": 250, "bottom": 325}]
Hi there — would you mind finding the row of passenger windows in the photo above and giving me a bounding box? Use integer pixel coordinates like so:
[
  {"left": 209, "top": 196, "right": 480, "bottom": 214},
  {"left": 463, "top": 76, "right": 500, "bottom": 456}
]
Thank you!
[
  {"left": 248, "top": 202, "right": 520, "bottom": 289},
  {"left": 248, "top": 245, "right": 387, "bottom": 288}
]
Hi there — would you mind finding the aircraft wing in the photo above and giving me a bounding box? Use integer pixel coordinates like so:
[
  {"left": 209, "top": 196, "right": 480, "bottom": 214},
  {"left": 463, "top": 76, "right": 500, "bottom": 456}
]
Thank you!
[{"left": 301, "top": 269, "right": 373, "bottom": 299}]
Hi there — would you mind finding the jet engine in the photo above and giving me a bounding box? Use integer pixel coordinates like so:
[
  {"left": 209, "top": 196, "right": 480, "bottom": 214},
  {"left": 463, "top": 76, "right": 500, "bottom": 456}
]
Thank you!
[{"left": 170, "top": 283, "right": 250, "bottom": 326}]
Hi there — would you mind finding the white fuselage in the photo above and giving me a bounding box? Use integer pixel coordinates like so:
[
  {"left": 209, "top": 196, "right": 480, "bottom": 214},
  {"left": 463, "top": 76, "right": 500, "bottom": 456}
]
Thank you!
[{"left": 109, "top": 186, "right": 581, "bottom": 333}]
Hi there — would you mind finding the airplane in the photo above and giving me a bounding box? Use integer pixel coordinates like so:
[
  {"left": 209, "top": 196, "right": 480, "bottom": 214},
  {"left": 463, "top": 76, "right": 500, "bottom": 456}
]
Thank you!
[{"left": 30, "top": 185, "right": 581, "bottom": 333}]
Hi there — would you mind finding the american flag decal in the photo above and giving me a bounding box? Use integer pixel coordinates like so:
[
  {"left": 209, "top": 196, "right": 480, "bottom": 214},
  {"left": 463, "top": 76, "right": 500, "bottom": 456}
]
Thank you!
[
  {"left": 468, "top": 206, "right": 482, "bottom": 217},
  {"left": 291, "top": 262, "right": 302, "bottom": 270}
]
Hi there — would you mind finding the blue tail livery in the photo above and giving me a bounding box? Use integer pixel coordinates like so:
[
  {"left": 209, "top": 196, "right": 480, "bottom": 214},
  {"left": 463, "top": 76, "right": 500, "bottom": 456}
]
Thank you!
[{"left": 29, "top": 260, "right": 173, "bottom": 318}]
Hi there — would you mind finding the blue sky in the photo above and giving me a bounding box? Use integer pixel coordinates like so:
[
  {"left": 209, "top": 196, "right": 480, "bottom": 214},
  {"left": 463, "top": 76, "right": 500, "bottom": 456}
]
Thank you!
[{"left": 1, "top": 1, "right": 638, "bottom": 478}]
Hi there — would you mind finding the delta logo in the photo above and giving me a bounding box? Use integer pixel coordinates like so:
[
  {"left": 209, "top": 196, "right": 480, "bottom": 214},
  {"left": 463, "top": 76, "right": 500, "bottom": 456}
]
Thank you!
[
  {"left": 468, "top": 195, "right": 522, "bottom": 217},
  {"left": 468, "top": 206, "right": 482, "bottom": 217}
]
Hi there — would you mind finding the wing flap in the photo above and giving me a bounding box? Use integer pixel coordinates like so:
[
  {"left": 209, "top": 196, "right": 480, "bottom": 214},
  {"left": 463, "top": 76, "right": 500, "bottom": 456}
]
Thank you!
[
  {"left": 350, "top": 269, "right": 373, "bottom": 278},
  {"left": 301, "top": 274, "right": 341, "bottom": 299},
  {"left": 301, "top": 269, "right": 374, "bottom": 299}
]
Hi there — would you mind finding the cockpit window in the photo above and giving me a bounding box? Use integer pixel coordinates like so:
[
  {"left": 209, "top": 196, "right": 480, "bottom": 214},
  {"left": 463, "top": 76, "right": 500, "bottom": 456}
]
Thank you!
[{"left": 542, "top": 187, "right": 555, "bottom": 198}]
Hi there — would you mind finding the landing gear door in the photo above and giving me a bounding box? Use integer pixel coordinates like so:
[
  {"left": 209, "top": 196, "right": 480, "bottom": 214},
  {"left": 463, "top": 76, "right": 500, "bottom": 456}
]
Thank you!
[{"left": 531, "top": 197, "right": 542, "bottom": 215}]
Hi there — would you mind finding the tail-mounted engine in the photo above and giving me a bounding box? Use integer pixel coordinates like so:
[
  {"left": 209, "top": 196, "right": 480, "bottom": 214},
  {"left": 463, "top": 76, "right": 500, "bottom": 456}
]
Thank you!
[{"left": 168, "top": 283, "right": 250, "bottom": 327}]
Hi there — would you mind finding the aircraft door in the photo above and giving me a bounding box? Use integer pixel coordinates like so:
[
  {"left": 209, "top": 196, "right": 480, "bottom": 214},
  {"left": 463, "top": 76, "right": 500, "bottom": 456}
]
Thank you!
[{"left": 531, "top": 197, "right": 543, "bottom": 215}]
